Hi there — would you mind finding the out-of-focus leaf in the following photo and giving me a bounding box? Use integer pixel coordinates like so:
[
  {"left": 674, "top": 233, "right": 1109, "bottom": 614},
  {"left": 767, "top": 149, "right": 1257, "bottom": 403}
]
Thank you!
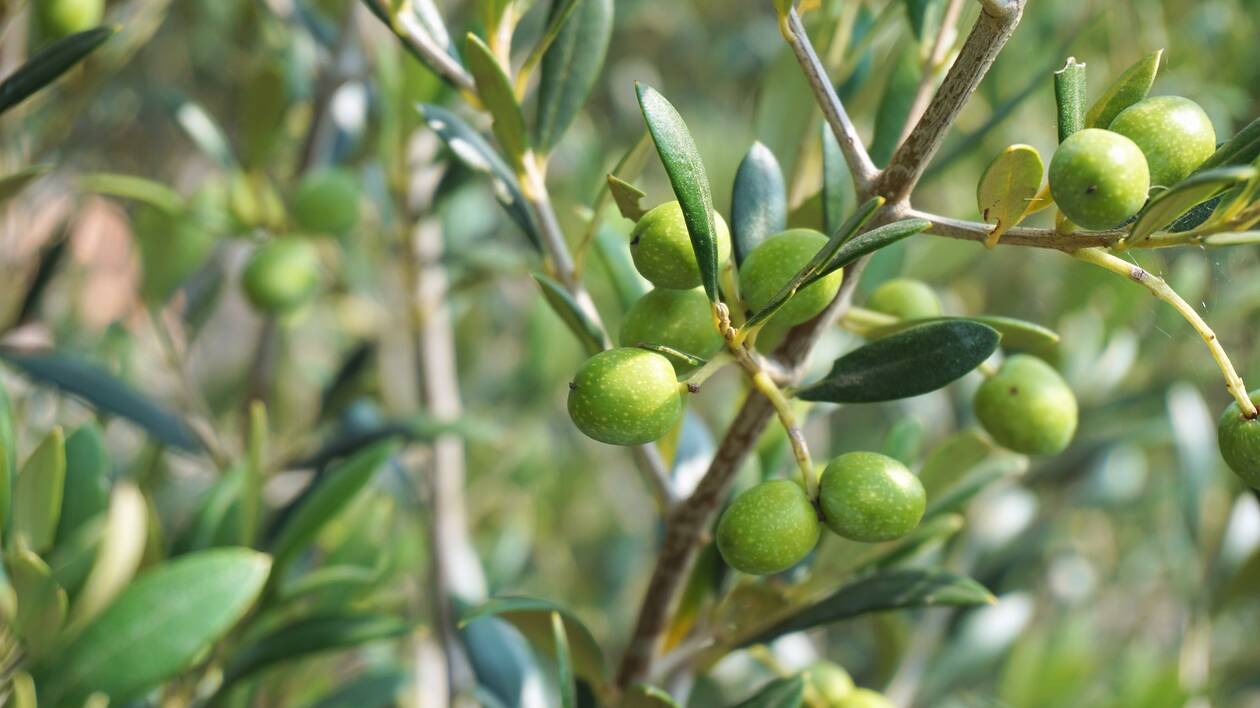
[
  {"left": 533, "top": 274, "right": 607, "bottom": 355},
  {"left": 15, "top": 232, "right": 69, "bottom": 327},
  {"left": 797, "top": 321, "right": 998, "bottom": 403},
  {"left": 11, "top": 672, "right": 36, "bottom": 708},
  {"left": 903, "top": 0, "right": 945, "bottom": 42},
  {"left": 551, "top": 612, "right": 576, "bottom": 708},
  {"left": 461, "top": 614, "right": 537, "bottom": 708},
  {"left": 8, "top": 545, "right": 67, "bottom": 659},
  {"left": 1124, "top": 165, "right": 1256, "bottom": 246},
  {"left": 172, "top": 98, "right": 237, "bottom": 167},
  {"left": 0, "top": 384, "right": 14, "bottom": 531},
  {"left": 865, "top": 314, "right": 1060, "bottom": 353},
  {"left": 636, "top": 83, "right": 720, "bottom": 302},
  {"left": 240, "top": 62, "right": 288, "bottom": 168},
  {"left": 977, "top": 145, "right": 1044, "bottom": 247},
  {"left": 593, "top": 224, "right": 650, "bottom": 311},
  {"left": 920, "top": 429, "right": 1028, "bottom": 518},
  {"left": 308, "top": 667, "right": 410, "bottom": 708},
  {"left": 132, "top": 205, "right": 217, "bottom": 304},
  {"left": 742, "top": 570, "right": 994, "bottom": 646},
  {"left": 55, "top": 424, "right": 110, "bottom": 543},
  {"left": 462, "top": 596, "right": 606, "bottom": 687},
  {"left": 731, "top": 142, "right": 787, "bottom": 266},
  {"left": 464, "top": 33, "right": 529, "bottom": 167},
  {"left": 1198, "top": 116, "right": 1260, "bottom": 171},
  {"left": 1054, "top": 58, "right": 1087, "bottom": 142},
  {"left": 0, "top": 27, "right": 115, "bottom": 114},
  {"left": 822, "top": 124, "right": 854, "bottom": 235},
  {"left": 621, "top": 683, "right": 682, "bottom": 707},
  {"left": 535, "top": 0, "right": 613, "bottom": 152},
  {"left": 813, "top": 217, "right": 929, "bottom": 282},
  {"left": 12, "top": 427, "right": 66, "bottom": 553},
  {"left": 0, "top": 349, "right": 202, "bottom": 451},
  {"left": 278, "top": 563, "right": 382, "bottom": 604},
  {"left": 0, "top": 165, "right": 52, "bottom": 207},
  {"left": 64, "top": 483, "right": 147, "bottom": 634},
  {"left": 732, "top": 674, "right": 804, "bottom": 708},
  {"left": 869, "top": 47, "right": 920, "bottom": 166},
  {"left": 172, "top": 467, "right": 242, "bottom": 554},
  {"left": 607, "top": 174, "right": 647, "bottom": 221},
  {"left": 417, "top": 103, "right": 542, "bottom": 251},
  {"left": 32, "top": 549, "right": 271, "bottom": 708},
  {"left": 78, "top": 173, "right": 185, "bottom": 214},
  {"left": 221, "top": 613, "right": 410, "bottom": 688},
  {"left": 1085, "top": 49, "right": 1162, "bottom": 129}
]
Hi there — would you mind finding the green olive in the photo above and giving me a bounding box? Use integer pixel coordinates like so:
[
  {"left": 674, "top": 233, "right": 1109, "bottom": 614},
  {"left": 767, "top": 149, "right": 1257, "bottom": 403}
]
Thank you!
[
  {"left": 1048, "top": 128, "right": 1150, "bottom": 230},
  {"left": 1109, "top": 96, "right": 1216, "bottom": 187},
  {"left": 37, "top": 0, "right": 103, "bottom": 38},
  {"left": 804, "top": 661, "right": 855, "bottom": 707},
  {"left": 619, "top": 288, "right": 723, "bottom": 372},
  {"left": 739, "top": 229, "right": 844, "bottom": 327},
  {"left": 292, "top": 168, "right": 361, "bottom": 235},
  {"left": 630, "top": 201, "right": 731, "bottom": 289},
  {"left": 835, "top": 688, "right": 896, "bottom": 708},
  {"left": 867, "top": 278, "right": 942, "bottom": 320},
  {"left": 819, "top": 452, "right": 925, "bottom": 543},
  {"left": 241, "top": 238, "right": 322, "bottom": 314},
  {"left": 716, "top": 479, "right": 821, "bottom": 575},
  {"left": 1217, "top": 390, "right": 1260, "bottom": 489},
  {"left": 974, "top": 354, "right": 1077, "bottom": 455},
  {"left": 567, "top": 348, "right": 682, "bottom": 446}
]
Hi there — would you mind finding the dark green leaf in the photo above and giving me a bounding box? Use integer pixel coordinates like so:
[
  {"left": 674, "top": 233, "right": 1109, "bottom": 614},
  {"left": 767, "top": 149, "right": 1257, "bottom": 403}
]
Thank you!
[
  {"left": 533, "top": 274, "right": 607, "bottom": 355},
  {"left": 222, "top": 614, "right": 410, "bottom": 688},
  {"left": 865, "top": 315, "right": 1060, "bottom": 353},
  {"left": 797, "top": 321, "right": 999, "bottom": 403},
  {"left": 869, "top": 48, "right": 920, "bottom": 166},
  {"left": 731, "top": 142, "right": 787, "bottom": 265},
  {"left": 462, "top": 596, "right": 607, "bottom": 687},
  {"left": 1198, "top": 116, "right": 1260, "bottom": 171},
  {"left": 33, "top": 549, "right": 271, "bottom": 708},
  {"left": 551, "top": 612, "right": 576, "bottom": 708},
  {"left": 12, "top": 427, "right": 65, "bottom": 553},
  {"left": 821, "top": 124, "right": 854, "bottom": 235},
  {"left": 55, "top": 424, "right": 110, "bottom": 544},
  {"left": 0, "top": 349, "right": 202, "bottom": 451},
  {"left": 636, "top": 83, "right": 721, "bottom": 302},
  {"left": 1125, "top": 165, "right": 1257, "bottom": 246},
  {"left": 742, "top": 570, "right": 994, "bottom": 646},
  {"left": 732, "top": 675, "right": 804, "bottom": 708},
  {"left": 1084, "top": 49, "right": 1162, "bottom": 129},
  {"left": 0, "top": 27, "right": 115, "bottom": 115},
  {"left": 621, "top": 683, "right": 682, "bottom": 708},
  {"left": 1054, "top": 57, "right": 1087, "bottom": 142},
  {"left": 417, "top": 103, "right": 542, "bottom": 251},
  {"left": 535, "top": 0, "right": 613, "bottom": 152},
  {"left": 464, "top": 33, "right": 529, "bottom": 167}
]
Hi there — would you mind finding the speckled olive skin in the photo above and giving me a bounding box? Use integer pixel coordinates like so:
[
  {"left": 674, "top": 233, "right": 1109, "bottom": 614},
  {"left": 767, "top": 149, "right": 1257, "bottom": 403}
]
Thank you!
[
  {"left": 1048, "top": 129, "right": 1150, "bottom": 230},
  {"left": 630, "top": 201, "right": 731, "bottom": 289},
  {"left": 1110, "top": 96, "right": 1216, "bottom": 188},
  {"left": 804, "top": 662, "right": 855, "bottom": 707},
  {"left": 739, "top": 229, "right": 844, "bottom": 327},
  {"left": 567, "top": 348, "right": 682, "bottom": 446},
  {"left": 293, "top": 169, "right": 361, "bottom": 235},
  {"left": 835, "top": 688, "right": 896, "bottom": 708},
  {"left": 242, "top": 239, "right": 322, "bottom": 314},
  {"left": 619, "top": 288, "right": 723, "bottom": 371},
  {"left": 974, "top": 355, "right": 1078, "bottom": 455},
  {"left": 1218, "top": 390, "right": 1260, "bottom": 489},
  {"left": 716, "top": 479, "right": 821, "bottom": 575},
  {"left": 819, "top": 452, "right": 925, "bottom": 543},
  {"left": 38, "top": 0, "right": 103, "bottom": 38},
  {"left": 867, "top": 278, "right": 942, "bottom": 320}
]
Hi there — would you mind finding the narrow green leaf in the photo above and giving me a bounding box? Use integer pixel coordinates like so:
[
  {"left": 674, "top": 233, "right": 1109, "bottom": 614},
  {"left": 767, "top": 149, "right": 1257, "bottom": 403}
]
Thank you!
[
  {"left": 270, "top": 441, "right": 397, "bottom": 572},
  {"left": 621, "top": 684, "right": 682, "bottom": 708},
  {"left": 7, "top": 545, "right": 68, "bottom": 659},
  {"left": 54, "top": 424, "right": 110, "bottom": 544},
  {"left": 464, "top": 33, "right": 530, "bottom": 168},
  {"left": 1198, "top": 231, "right": 1260, "bottom": 247},
  {"left": 172, "top": 98, "right": 237, "bottom": 167},
  {"left": 869, "top": 47, "right": 920, "bottom": 166},
  {"left": 731, "top": 142, "right": 787, "bottom": 266},
  {"left": 535, "top": 0, "right": 613, "bottom": 152},
  {"left": 636, "top": 83, "right": 721, "bottom": 302},
  {"left": 1054, "top": 57, "right": 1087, "bottom": 142},
  {"left": 0, "top": 27, "right": 115, "bottom": 114},
  {"left": 810, "top": 217, "right": 930, "bottom": 284},
  {"left": 461, "top": 596, "right": 607, "bottom": 687},
  {"left": 0, "top": 384, "right": 15, "bottom": 531},
  {"left": 0, "top": 349, "right": 202, "bottom": 451},
  {"left": 608, "top": 174, "right": 648, "bottom": 221},
  {"left": 0, "top": 165, "right": 52, "bottom": 207},
  {"left": 976, "top": 144, "right": 1044, "bottom": 247},
  {"left": 13, "top": 427, "right": 66, "bottom": 553},
  {"left": 821, "top": 124, "right": 854, "bottom": 235},
  {"left": 742, "top": 570, "right": 994, "bottom": 646},
  {"left": 32, "top": 549, "right": 271, "bottom": 708},
  {"left": 533, "top": 274, "right": 607, "bottom": 355},
  {"left": 797, "top": 321, "right": 999, "bottom": 403},
  {"left": 221, "top": 613, "right": 410, "bottom": 688},
  {"left": 417, "top": 103, "right": 542, "bottom": 251},
  {"left": 1197, "top": 116, "right": 1260, "bottom": 171},
  {"left": 732, "top": 674, "right": 805, "bottom": 708},
  {"left": 865, "top": 315, "right": 1060, "bottom": 353},
  {"left": 172, "top": 466, "right": 243, "bottom": 555},
  {"left": 551, "top": 612, "right": 576, "bottom": 708},
  {"left": 278, "top": 563, "right": 383, "bottom": 604},
  {"left": 1124, "top": 165, "right": 1257, "bottom": 246},
  {"left": 64, "top": 483, "right": 147, "bottom": 634},
  {"left": 78, "top": 173, "right": 185, "bottom": 214},
  {"left": 1085, "top": 49, "right": 1162, "bottom": 129},
  {"left": 593, "top": 224, "right": 651, "bottom": 311},
  {"left": 308, "top": 667, "right": 410, "bottom": 708}
]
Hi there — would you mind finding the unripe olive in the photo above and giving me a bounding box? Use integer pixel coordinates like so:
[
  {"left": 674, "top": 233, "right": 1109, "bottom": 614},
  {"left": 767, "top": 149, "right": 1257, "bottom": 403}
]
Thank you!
[
  {"left": 836, "top": 688, "right": 896, "bottom": 708},
  {"left": 716, "top": 479, "right": 821, "bottom": 575},
  {"left": 630, "top": 201, "right": 731, "bottom": 289},
  {"left": 804, "top": 661, "right": 854, "bottom": 707},
  {"left": 292, "top": 168, "right": 360, "bottom": 235},
  {"left": 567, "top": 348, "right": 682, "bottom": 446},
  {"left": 819, "top": 452, "right": 925, "bottom": 543},
  {"left": 974, "top": 354, "right": 1077, "bottom": 455},
  {"left": 241, "top": 238, "right": 322, "bottom": 314},
  {"left": 1048, "top": 128, "right": 1150, "bottom": 230},
  {"left": 739, "top": 229, "right": 844, "bottom": 327},
  {"left": 1109, "top": 96, "right": 1216, "bottom": 187},
  {"left": 37, "top": 0, "right": 103, "bottom": 38},
  {"left": 867, "top": 278, "right": 942, "bottom": 320},
  {"left": 619, "top": 288, "right": 723, "bottom": 372},
  {"left": 1217, "top": 390, "right": 1260, "bottom": 489}
]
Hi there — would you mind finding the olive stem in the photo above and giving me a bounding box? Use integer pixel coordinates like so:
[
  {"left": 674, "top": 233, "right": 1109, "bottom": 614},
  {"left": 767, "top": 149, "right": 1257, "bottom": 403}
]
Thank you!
[
  {"left": 1074, "top": 248, "right": 1257, "bottom": 418},
  {"left": 839, "top": 306, "right": 899, "bottom": 335},
  {"left": 684, "top": 351, "right": 734, "bottom": 390},
  {"left": 731, "top": 342, "right": 818, "bottom": 498}
]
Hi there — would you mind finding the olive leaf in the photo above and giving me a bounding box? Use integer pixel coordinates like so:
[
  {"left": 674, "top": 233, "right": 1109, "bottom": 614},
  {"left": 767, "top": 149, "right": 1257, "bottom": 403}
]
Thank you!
[
  {"left": 12, "top": 427, "right": 66, "bottom": 553},
  {"left": 551, "top": 612, "right": 576, "bottom": 708},
  {"left": 1054, "top": 57, "right": 1087, "bottom": 142},
  {"left": 1124, "top": 165, "right": 1257, "bottom": 247},
  {"left": 461, "top": 596, "right": 607, "bottom": 688},
  {"left": 63, "top": 483, "right": 148, "bottom": 635},
  {"left": 632, "top": 343, "right": 707, "bottom": 369},
  {"left": 731, "top": 674, "right": 805, "bottom": 708},
  {"left": 821, "top": 123, "right": 854, "bottom": 234},
  {"left": 731, "top": 142, "right": 787, "bottom": 266},
  {"left": 636, "top": 83, "right": 721, "bottom": 302},
  {"left": 220, "top": 613, "right": 411, "bottom": 689},
  {"left": 534, "top": 274, "right": 608, "bottom": 355},
  {"left": 922, "top": 430, "right": 1028, "bottom": 518},
  {"left": 1085, "top": 49, "right": 1162, "bottom": 129},
  {"left": 865, "top": 314, "right": 1060, "bottom": 353},
  {"left": 78, "top": 172, "right": 185, "bottom": 214},
  {"left": 8, "top": 545, "right": 67, "bottom": 659},
  {"left": 621, "top": 684, "right": 682, "bottom": 708},
  {"left": 55, "top": 424, "right": 110, "bottom": 548},
  {"left": 464, "top": 33, "right": 530, "bottom": 169},
  {"left": 608, "top": 174, "right": 648, "bottom": 221},
  {"left": 904, "top": 0, "right": 946, "bottom": 42},
  {"left": 534, "top": 0, "right": 613, "bottom": 152},
  {"left": 417, "top": 103, "right": 542, "bottom": 251},
  {"left": 976, "top": 144, "right": 1044, "bottom": 247},
  {"left": 593, "top": 224, "right": 651, "bottom": 311},
  {"left": 796, "top": 320, "right": 999, "bottom": 403},
  {"left": 0, "top": 27, "right": 115, "bottom": 115},
  {"left": 170, "top": 96, "right": 237, "bottom": 168},
  {"left": 1198, "top": 116, "right": 1260, "bottom": 171},
  {"left": 869, "top": 47, "right": 921, "bottom": 165}
]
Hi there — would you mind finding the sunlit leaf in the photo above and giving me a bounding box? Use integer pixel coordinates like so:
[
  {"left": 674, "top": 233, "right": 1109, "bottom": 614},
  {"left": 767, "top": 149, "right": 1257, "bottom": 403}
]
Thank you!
[
  {"left": 535, "top": 0, "right": 613, "bottom": 152},
  {"left": 64, "top": 483, "right": 147, "bottom": 634},
  {"left": 1124, "top": 165, "right": 1256, "bottom": 247},
  {"left": 1198, "top": 116, "right": 1260, "bottom": 171},
  {"left": 464, "top": 33, "right": 530, "bottom": 168},
  {"left": 608, "top": 174, "right": 648, "bottom": 221},
  {"left": 976, "top": 144, "right": 1044, "bottom": 247},
  {"left": 12, "top": 427, "right": 66, "bottom": 553},
  {"left": 1084, "top": 49, "right": 1162, "bottom": 129}
]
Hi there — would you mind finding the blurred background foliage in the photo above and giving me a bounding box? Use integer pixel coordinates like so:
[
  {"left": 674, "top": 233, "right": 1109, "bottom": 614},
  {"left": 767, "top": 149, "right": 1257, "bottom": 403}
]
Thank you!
[{"left": 3, "top": 0, "right": 1260, "bottom": 705}]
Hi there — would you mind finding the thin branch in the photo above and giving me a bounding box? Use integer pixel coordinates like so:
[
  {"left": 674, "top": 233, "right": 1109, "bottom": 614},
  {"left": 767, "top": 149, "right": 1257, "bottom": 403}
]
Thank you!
[
  {"left": 909, "top": 208, "right": 1123, "bottom": 250},
  {"left": 878, "top": 0, "right": 1026, "bottom": 203},
  {"left": 782, "top": 7, "right": 878, "bottom": 195}
]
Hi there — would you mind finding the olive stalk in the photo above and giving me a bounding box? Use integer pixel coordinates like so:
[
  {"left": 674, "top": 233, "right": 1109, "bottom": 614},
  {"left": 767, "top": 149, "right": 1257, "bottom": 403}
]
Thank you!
[{"left": 1074, "top": 247, "right": 1257, "bottom": 418}]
